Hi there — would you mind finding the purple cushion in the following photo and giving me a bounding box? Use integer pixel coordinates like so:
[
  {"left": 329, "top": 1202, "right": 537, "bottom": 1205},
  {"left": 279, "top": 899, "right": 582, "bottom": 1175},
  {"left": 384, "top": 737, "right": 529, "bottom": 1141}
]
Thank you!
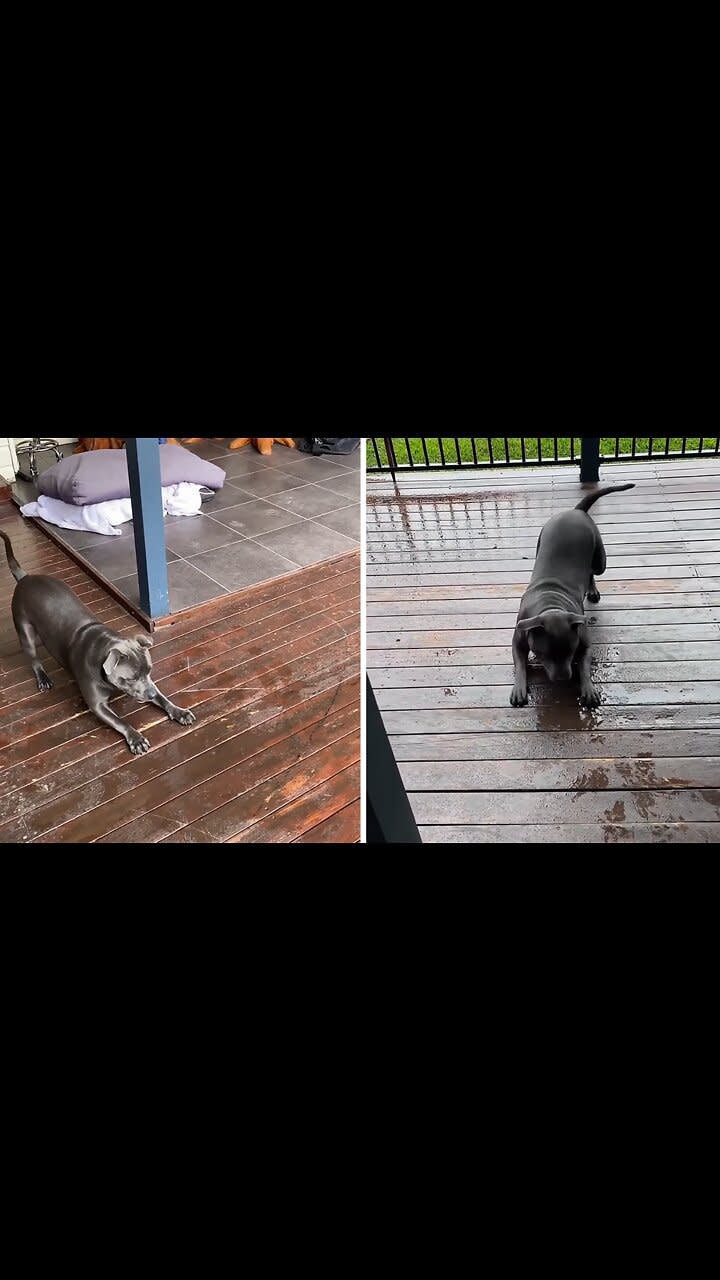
[{"left": 38, "top": 444, "right": 226, "bottom": 506}]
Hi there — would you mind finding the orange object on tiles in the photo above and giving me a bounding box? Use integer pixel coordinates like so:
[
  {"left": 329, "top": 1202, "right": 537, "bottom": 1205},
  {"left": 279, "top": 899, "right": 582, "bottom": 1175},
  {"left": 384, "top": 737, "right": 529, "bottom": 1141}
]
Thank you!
[{"left": 166, "top": 438, "right": 296, "bottom": 455}]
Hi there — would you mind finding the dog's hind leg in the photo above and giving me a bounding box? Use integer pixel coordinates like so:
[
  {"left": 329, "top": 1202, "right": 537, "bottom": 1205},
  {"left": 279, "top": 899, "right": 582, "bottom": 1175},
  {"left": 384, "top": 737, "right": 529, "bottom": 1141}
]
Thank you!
[{"left": 16, "top": 618, "right": 54, "bottom": 691}]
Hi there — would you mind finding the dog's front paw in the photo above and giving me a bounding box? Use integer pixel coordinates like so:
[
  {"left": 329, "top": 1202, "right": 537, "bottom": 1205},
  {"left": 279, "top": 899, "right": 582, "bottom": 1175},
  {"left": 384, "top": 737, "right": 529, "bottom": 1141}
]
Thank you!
[
  {"left": 127, "top": 731, "right": 151, "bottom": 755},
  {"left": 586, "top": 589, "right": 600, "bottom": 603},
  {"left": 174, "top": 709, "right": 196, "bottom": 726},
  {"left": 580, "top": 685, "right": 601, "bottom": 708},
  {"left": 510, "top": 687, "right": 528, "bottom": 707},
  {"left": 37, "top": 672, "right": 54, "bottom": 691}
]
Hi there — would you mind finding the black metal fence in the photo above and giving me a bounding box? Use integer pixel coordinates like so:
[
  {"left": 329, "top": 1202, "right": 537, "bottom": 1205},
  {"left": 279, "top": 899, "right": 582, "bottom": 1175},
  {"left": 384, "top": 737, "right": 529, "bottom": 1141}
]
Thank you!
[{"left": 367, "top": 437, "right": 720, "bottom": 472}]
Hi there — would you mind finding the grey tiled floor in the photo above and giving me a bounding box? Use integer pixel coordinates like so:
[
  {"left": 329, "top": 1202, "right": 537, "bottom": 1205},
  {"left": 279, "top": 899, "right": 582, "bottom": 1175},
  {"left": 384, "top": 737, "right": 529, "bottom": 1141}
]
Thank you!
[{"left": 21, "top": 438, "right": 360, "bottom": 614}]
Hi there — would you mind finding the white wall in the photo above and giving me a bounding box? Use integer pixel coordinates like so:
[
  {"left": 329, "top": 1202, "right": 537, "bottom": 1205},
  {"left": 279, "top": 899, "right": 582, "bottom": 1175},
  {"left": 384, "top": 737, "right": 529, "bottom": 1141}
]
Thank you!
[{"left": 0, "top": 438, "right": 77, "bottom": 481}]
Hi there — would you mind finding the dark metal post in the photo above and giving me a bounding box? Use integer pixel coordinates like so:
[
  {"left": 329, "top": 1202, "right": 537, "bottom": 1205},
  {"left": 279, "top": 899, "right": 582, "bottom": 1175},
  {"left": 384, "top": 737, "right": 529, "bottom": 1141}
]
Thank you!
[
  {"left": 366, "top": 678, "right": 422, "bottom": 844},
  {"left": 383, "top": 437, "right": 397, "bottom": 483},
  {"left": 125, "top": 438, "right": 170, "bottom": 619},
  {"left": 580, "top": 437, "right": 600, "bottom": 482}
]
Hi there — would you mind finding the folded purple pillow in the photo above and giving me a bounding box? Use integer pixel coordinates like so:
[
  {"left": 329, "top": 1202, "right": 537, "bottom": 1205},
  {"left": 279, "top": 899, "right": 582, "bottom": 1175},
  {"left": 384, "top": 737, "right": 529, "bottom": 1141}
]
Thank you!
[{"left": 38, "top": 444, "right": 226, "bottom": 506}]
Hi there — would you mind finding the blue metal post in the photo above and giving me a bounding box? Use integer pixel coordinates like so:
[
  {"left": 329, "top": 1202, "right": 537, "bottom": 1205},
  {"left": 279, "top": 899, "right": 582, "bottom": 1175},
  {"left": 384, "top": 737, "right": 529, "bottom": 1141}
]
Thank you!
[{"left": 125, "top": 438, "right": 170, "bottom": 619}]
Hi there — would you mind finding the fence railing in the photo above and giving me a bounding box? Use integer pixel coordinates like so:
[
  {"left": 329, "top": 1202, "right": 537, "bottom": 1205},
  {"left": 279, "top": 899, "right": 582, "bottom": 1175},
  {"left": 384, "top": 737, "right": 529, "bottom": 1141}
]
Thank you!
[{"left": 367, "top": 437, "right": 720, "bottom": 473}]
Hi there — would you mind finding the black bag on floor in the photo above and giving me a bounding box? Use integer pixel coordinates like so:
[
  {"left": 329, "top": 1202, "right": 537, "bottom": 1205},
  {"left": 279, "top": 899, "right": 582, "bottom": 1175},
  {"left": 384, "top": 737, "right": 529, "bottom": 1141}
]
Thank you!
[{"left": 299, "top": 438, "right": 360, "bottom": 455}]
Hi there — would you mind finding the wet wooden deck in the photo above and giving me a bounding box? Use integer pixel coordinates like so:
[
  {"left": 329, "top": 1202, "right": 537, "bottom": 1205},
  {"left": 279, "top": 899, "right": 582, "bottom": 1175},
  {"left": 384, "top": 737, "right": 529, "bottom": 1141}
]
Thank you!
[
  {"left": 0, "top": 506, "right": 360, "bottom": 843},
  {"left": 367, "top": 456, "right": 720, "bottom": 844}
]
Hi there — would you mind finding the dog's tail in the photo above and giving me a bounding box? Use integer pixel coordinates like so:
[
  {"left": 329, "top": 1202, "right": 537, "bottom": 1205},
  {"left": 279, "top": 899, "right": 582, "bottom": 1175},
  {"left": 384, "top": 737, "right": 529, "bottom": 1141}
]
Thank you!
[
  {"left": 575, "top": 483, "right": 635, "bottom": 513},
  {"left": 0, "top": 529, "right": 26, "bottom": 580}
]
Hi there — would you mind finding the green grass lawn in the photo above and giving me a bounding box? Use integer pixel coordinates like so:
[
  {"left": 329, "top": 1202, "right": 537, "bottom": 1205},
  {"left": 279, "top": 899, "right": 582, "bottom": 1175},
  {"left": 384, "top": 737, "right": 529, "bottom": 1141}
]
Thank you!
[{"left": 367, "top": 437, "right": 718, "bottom": 467}]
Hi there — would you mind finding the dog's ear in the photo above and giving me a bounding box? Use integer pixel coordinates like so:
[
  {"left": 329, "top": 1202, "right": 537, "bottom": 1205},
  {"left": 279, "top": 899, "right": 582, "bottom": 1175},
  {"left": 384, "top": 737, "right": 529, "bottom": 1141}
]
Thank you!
[
  {"left": 568, "top": 614, "right": 587, "bottom": 627},
  {"left": 103, "top": 648, "right": 122, "bottom": 678},
  {"left": 103, "top": 641, "right": 134, "bottom": 680},
  {"left": 135, "top": 634, "right": 153, "bottom": 648},
  {"left": 517, "top": 616, "right": 545, "bottom": 631}
]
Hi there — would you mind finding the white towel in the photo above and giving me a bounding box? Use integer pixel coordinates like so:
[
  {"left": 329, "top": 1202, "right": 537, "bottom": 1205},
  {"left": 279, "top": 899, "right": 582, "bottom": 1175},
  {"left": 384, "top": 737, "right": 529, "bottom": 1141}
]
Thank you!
[{"left": 21, "top": 482, "right": 204, "bottom": 536}]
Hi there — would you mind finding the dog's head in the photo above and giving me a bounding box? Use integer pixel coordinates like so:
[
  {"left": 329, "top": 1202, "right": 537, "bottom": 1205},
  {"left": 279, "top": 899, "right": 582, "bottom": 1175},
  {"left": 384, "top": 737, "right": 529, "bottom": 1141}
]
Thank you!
[
  {"left": 517, "top": 609, "right": 586, "bottom": 682},
  {"left": 102, "top": 634, "right": 155, "bottom": 697}
]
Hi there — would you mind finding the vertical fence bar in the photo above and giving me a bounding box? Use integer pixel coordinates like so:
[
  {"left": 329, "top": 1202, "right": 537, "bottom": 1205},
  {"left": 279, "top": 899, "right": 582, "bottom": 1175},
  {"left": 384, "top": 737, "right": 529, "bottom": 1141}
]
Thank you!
[
  {"left": 421, "top": 437, "right": 430, "bottom": 466},
  {"left": 681, "top": 438, "right": 687, "bottom": 455},
  {"left": 503, "top": 438, "right": 510, "bottom": 464},
  {"left": 383, "top": 437, "right": 396, "bottom": 482},
  {"left": 649, "top": 438, "right": 654, "bottom": 457},
  {"left": 614, "top": 438, "right": 620, "bottom": 459},
  {"left": 371, "top": 438, "right": 381, "bottom": 468},
  {"left": 439, "top": 438, "right": 447, "bottom": 466},
  {"left": 471, "top": 438, "right": 478, "bottom": 465},
  {"left": 487, "top": 438, "right": 495, "bottom": 465},
  {"left": 404, "top": 437, "right": 414, "bottom": 468},
  {"left": 664, "top": 438, "right": 670, "bottom": 456},
  {"left": 632, "top": 438, "right": 637, "bottom": 458},
  {"left": 453, "top": 437, "right": 462, "bottom": 466},
  {"left": 699, "top": 438, "right": 704, "bottom": 454},
  {"left": 521, "top": 438, "right": 527, "bottom": 464},
  {"left": 537, "top": 437, "right": 542, "bottom": 463}
]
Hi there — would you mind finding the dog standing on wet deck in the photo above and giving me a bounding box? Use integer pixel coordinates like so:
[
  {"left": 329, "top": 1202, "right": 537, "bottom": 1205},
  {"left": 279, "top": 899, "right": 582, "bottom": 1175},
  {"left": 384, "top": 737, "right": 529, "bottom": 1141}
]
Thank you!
[
  {"left": 510, "top": 483, "right": 635, "bottom": 709},
  {"left": 1, "top": 529, "right": 195, "bottom": 754}
]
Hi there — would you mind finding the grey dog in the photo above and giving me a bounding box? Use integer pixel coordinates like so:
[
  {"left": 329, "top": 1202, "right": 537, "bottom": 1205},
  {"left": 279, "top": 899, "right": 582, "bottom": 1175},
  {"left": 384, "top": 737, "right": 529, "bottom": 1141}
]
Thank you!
[
  {"left": 1, "top": 529, "right": 195, "bottom": 753},
  {"left": 510, "top": 483, "right": 635, "bottom": 708}
]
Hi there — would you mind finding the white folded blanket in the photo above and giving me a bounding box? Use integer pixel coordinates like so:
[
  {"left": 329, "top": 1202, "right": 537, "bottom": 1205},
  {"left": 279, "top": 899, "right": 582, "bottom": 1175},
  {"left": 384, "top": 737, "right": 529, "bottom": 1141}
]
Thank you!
[{"left": 21, "top": 482, "right": 204, "bottom": 536}]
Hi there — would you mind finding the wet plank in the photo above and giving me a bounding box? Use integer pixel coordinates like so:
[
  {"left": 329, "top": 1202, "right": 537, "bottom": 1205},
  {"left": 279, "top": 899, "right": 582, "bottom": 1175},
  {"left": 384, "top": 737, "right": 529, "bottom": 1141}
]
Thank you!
[
  {"left": 382, "top": 706, "right": 720, "bottom": 733},
  {"left": 418, "top": 823, "right": 717, "bottom": 844},
  {"left": 294, "top": 800, "right": 361, "bottom": 843},
  {"left": 368, "top": 578, "right": 716, "bottom": 599},
  {"left": 375, "top": 683, "right": 720, "bottom": 710},
  {"left": 368, "top": 568, "right": 705, "bottom": 586},
  {"left": 4, "top": 672, "right": 358, "bottom": 841},
  {"left": 94, "top": 814, "right": 183, "bottom": 843},
  {"left": 367, "top": 595, "right": 718, "bottom": 615},
  {"left": 160, "top": 758, "right": 361, "bottom": 844},
  {"left": 367, "top": 552, "right": 720, "bottom": 570},
  {"left": 389, "top": 730, "right": 715, "bottom": 760},
  {"left": 401, "top": 757, "right": 720, "bottom": 791},
  {"left": 370, "top": 642, "right": 720, "bottom": 667},
  {"left": 368, "top": 625, "right": 720, "bottom": 649},
  {"left": 411, "top": 789, "right": 720, "bottom": 825},
  {"left": 373, "top": 662, "right": 720, "bottom": 688},
  {"left": 228, "top": 764, "right": 361, "bottom": 844}
]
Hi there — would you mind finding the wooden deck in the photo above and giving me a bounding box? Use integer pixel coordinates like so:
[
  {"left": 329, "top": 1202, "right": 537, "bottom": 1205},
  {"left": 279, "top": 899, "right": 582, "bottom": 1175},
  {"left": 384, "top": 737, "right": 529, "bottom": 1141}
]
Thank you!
[
  {"left": 0, "top": 506, "right": 360, "bottom": 843},
  {"left": 367, "top": 456, "right": 720, "bottom": 844}
]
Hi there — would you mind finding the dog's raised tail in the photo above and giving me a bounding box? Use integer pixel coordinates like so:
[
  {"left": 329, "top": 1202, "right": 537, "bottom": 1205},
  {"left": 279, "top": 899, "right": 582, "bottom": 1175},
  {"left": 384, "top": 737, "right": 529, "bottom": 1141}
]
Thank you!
[
  {"left": 575, "top": 483, "right": 635, "bottom": 513},
  {"left": 0, "top": 529, "right": 26, "bottom": 580}
]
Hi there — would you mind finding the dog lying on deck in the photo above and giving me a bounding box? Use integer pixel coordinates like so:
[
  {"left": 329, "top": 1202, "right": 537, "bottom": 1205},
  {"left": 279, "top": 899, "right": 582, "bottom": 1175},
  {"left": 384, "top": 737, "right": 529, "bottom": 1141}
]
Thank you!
[
  {"left": 167, "top": 438, "right": 296, "bottom": 454},
  {"left": 510, "top": 483, "right": 635, "bottom": 709},
  {"left": 1, "top": 530, "right": 195, "bottom": 754}
]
